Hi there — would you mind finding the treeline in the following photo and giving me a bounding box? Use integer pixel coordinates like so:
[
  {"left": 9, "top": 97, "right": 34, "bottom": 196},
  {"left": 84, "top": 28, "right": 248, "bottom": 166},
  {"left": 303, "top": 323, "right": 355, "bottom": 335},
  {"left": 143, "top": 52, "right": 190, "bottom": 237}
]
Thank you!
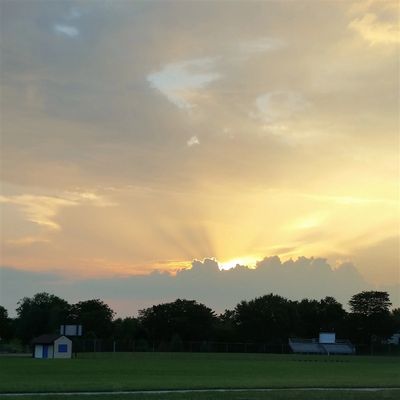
[{"left": 0, "top": 291, "right": 399, "bottom": 348}]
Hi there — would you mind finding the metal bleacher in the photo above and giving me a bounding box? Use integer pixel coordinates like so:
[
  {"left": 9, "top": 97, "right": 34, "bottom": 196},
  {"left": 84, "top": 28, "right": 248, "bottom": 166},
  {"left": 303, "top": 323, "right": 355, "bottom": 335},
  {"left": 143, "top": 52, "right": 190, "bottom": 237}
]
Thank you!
[
  {"left": 320, "top": 341, "right": 355, "bottom": 355},
  {"left": 288, "top": 338, "right": 325, "bottom": 354},
  {"left": 289, "top": 338, "right": 355, "bottom": 355}
]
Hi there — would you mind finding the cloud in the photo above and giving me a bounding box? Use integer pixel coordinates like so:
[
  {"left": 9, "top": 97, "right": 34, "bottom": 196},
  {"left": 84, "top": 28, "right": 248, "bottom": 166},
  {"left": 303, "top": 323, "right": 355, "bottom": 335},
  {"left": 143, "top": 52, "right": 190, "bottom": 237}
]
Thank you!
[
  {"left": 0, "top": 0, "right": 397, "bottom": 295},
  {"left": 0, "top": 194, "right": 76, "bottom": 231},
  {"left": 287, "top": 213, "right": 326, "bottom": 231},
  {"left": 66, "top": 7, "right": 83, "bottom": 21},
  {"left": 53, "top": 24, "right": 80, "bottom": 38},
  {"left": 147, "top": 58, "right": 220, "bottom": 109},
  {"left": 349, "top": 13, "right": 399, "bottom": 45},
  {"left": 0, "top": 190, "right": 115, "bottom": 244},
  {"left": 239, "top": 37, "right": 285, "bottom": 55},
  {"left": 187, "top": 136, "right": 200, "bottom": 147},
  {"left": 348, "top": 1, "right": 399, "bottom": 45},
  {"left": 65, "top": 191, "right": 116, "bottom": 207},
  {"left": 4, "top": 256, "right": 396, "bottom": 318},
  {"left": 0, "top": 267, "right": 64, "bottom": 315},
  {"left": 255, "top": 91, "right": 310, "bottom": 123},
  {"left": 6, "top": 236, "right": 51, "bottom": 247},
  {"left": 301, "top": 193, "right": 398, "bottom": 207}
]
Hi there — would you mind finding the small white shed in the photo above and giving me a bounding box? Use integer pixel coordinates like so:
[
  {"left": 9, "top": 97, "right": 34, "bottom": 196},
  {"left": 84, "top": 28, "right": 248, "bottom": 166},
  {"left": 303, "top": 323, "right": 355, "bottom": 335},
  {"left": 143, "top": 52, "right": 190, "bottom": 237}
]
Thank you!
[{"left": 32, "top": 334, "right": 72, "bottom": 359}]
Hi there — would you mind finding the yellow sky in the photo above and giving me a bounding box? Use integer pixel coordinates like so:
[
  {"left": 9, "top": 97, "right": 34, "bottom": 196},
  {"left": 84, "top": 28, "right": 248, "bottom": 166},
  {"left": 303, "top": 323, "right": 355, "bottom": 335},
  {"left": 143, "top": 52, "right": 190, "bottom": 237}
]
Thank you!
[{"left": 0, "top": 0, "right": 399, "bottom": 308}]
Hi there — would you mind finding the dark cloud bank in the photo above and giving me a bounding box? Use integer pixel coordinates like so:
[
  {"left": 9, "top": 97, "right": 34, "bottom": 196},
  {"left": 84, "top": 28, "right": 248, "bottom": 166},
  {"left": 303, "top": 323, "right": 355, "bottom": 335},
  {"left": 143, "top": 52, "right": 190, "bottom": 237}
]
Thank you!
[{"left": 1, "top": 257, "right": 399, "bottom": 317}]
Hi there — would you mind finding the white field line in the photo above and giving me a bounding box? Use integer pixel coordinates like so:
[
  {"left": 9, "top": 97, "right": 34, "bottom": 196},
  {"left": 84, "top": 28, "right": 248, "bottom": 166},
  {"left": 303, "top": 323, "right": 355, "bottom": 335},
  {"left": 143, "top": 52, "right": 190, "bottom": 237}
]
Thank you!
[{"left": 1, "top": 388, "right": 400, "bottom": 396}]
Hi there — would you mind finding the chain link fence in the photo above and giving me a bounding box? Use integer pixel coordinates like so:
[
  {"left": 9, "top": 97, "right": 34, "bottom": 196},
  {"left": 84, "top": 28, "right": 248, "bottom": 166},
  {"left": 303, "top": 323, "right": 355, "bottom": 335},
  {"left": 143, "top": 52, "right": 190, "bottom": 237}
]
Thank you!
[{"left": 70, "top": 338, "right": 400, "bottom": 356}]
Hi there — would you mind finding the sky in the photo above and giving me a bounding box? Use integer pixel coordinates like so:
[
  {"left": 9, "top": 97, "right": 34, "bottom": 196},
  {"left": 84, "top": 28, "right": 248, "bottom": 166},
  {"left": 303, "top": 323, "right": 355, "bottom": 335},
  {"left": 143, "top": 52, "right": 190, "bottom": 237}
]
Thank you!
[{"left": 0, "top": 0, "right": 399, "bottom": 316}]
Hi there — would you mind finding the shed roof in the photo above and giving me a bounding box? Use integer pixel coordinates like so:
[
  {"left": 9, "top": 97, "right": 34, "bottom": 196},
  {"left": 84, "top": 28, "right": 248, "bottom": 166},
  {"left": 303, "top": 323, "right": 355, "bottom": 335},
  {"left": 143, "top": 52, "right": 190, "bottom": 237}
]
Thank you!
[{"left": 31, "top": 334, "right": 66, "bottom": 344}]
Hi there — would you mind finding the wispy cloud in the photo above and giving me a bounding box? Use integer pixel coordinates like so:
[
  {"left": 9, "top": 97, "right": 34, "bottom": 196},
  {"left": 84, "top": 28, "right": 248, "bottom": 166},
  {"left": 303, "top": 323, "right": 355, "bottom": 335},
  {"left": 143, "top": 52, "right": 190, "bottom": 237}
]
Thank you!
[
  {"left": 65, "top": 191, "right": 117, "bottom": 207},
  {"left": 6, "top": 236, "right": 51, "bottom": 247},
  {"left": 299, "top": 193, "right": 399, "bottom": 206},
  {"left": 0, "top": 194, "right": 76, "bottom": 231},
  {"left": 348, "top": 1, "right": 399, "bottom": 45},
  {"left": 147, "top": 58, "right": 220, "bottom": 109},
  {"left": 0, "top": 191, "right": 115, "bottom": 238},
  {"left": 287, "top": 213, "right": 327, "bottom": 231},
  {"left": 66, "top": 7, "right": 83, "bottom": 21},
  {"left": 54, "top": 24, "right": 80, "bottom": 38},
  {"left": 239, "top": 37, "right": 285, "bottom": 55},
  {"left": 349, "top": 13, "right": 400, "bottom": 45},
  {"left": 255, "top": 91, "right": 310, "bottom": 123}
]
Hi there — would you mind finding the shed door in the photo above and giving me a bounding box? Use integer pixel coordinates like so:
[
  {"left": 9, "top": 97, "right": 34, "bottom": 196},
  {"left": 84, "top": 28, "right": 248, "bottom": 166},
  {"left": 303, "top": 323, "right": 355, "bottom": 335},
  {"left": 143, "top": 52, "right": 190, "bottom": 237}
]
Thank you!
[{"left": 42, "top": 345, "right": 48, "bottom": 358}]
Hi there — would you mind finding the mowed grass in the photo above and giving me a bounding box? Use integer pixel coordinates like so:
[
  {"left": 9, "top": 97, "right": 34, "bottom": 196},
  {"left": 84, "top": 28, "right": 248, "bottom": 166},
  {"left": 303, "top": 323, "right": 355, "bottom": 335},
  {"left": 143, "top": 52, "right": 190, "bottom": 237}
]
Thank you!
[
  {"left": 0, "top": 352, "right": 399, "bottom": 394},
  {"left": 2, "top": 390, "right": 400, "bottom": 400}
]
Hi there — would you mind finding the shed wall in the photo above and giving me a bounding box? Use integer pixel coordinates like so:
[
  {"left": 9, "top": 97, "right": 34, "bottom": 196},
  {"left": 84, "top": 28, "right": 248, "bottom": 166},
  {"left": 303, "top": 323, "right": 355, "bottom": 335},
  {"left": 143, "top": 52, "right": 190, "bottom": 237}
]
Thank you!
[
  {"left": 34, "top": 344, "right": 54, "bottom": 358},
  {"left": 34, "top": 344, "right": 42, "bottom": 358},
  {"left": 54, "top": 336, "right": 72, "bottom": 359},
  {"left": 47, "top": 345, "right": 54, "bottom": 358}
]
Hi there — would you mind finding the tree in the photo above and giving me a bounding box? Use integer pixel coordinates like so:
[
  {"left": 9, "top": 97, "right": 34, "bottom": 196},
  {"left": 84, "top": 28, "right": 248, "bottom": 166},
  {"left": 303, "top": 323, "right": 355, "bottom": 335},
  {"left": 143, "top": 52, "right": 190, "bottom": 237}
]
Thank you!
[
  {"left": 233, "top": 294, "right": 297, "bottom": 343},
  {"left": 0, "top": 305, "right": 14, "bottom": 341},
  {"left": 15, "top": 293, "right": 71, "bottom": 343},
  {"left": 71, "top": 299, "right": 115, "bottom": 339},
  {"left": 391, "top": 308, "right": 400, "bottom": 332},
  {"left": 138, "top": 299, "right": 216, "bottom": 342},
  {"left": 294, "top": 299, "right": 321, "bottom": 338},
  {"left": 348, "top": 291, "right": 394, "bottom": 343},
  {"left": 318, "top": 296, "right": 347, "bottom": 334},
  {"left": 213, "top": 309, "right": 238, "bottom": 342},
  {"left": 349, "top": 291, "right": 391, "bottom": 316},
  {"left": 293, "top": 296, "right": 347, "bottom": 338},
  {"left": 113, "top": 317, "right": 141, "bottom": 341}
]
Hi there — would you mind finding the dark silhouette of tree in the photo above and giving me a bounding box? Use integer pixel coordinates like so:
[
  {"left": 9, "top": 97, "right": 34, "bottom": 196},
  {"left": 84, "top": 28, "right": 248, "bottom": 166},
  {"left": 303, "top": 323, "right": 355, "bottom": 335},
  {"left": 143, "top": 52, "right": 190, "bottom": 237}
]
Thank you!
[
  {"left": 71, "top": 299, "right": 115, "bottom": 339},
  {"left": 0, "top": 305, "right": 14, "bottom": 341},
  {"left": 6, "top": 290, "right": 397, "bottom": 348},
  {"left": 138, "top": 299, "right": 216, "bottom": 342},
  {"left": 113, "top": 317, "right": 142, "bottom": 341},
  {"left": 348, "top": 291, "right": 394, "bottom": 344},
  {"left": 318, "top": 296, "right": 347, "bottom": 334},
  {"left": 15, "top": 292, "right": 71, "bottom": 343},
  {"left": 349, "top": 291, "right": 391, "bottom": 315},
  {"left": 295, "top": 299, "right": 321, "bottom": 338},
  {"left": 391, "top": 308, "right": 400, "bottom": 332},
  {"left": 213, "top": 309, "right": 238, "bottom": 342},
  {"left": 234, "top": 294, "right": 297, "bottom": 343}
]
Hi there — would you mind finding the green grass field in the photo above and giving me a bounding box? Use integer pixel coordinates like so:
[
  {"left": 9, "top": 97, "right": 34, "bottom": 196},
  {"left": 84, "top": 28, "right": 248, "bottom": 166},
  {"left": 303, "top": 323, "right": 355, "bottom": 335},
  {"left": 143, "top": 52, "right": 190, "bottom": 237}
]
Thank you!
[
  {"left": 0, "top": 352, "right": 399, "bottom": 399},
  {"left": 1, "top": 391, "right": 400, "bottom": 400}
]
